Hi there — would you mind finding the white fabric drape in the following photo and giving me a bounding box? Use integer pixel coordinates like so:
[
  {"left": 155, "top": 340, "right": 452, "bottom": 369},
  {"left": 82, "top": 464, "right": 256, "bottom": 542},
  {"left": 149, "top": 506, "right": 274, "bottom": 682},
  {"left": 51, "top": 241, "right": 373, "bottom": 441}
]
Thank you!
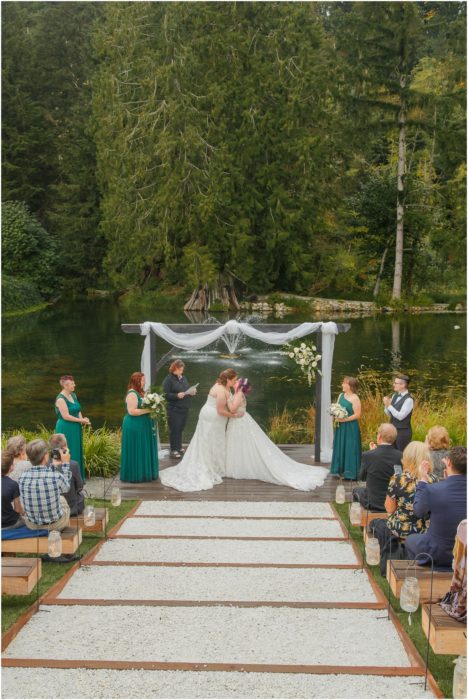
[{"left": 139, "top": 320, "right": 338, "bottom": 463}]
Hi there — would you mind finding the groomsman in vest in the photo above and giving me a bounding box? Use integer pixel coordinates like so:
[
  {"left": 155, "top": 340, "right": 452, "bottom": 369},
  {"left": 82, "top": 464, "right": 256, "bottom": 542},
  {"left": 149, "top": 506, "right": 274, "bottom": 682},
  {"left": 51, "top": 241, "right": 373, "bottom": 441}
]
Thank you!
[{"left": 383, "top": 374, "right": 413, "bottom": 452}]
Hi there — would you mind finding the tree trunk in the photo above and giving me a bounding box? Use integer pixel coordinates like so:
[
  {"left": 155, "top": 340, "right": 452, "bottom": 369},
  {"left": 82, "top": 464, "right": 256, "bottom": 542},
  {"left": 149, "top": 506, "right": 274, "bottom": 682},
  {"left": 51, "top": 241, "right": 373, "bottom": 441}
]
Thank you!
[
  {"left": 373, "top": 242, "right": 390, "bottom": 297},
  {"left": 392, "top": 76, "right": 406, "bottom": 300},
  {"left": 184, "top": 275, "right": 240, "bottom": 312}
]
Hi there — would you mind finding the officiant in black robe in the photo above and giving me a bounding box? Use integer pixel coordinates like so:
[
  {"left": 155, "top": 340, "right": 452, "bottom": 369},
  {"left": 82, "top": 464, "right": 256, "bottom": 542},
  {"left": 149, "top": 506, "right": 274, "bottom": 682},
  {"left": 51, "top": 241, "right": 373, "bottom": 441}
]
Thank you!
[{"left": 162, "top": 360, "right": 195, "bottom": 458}]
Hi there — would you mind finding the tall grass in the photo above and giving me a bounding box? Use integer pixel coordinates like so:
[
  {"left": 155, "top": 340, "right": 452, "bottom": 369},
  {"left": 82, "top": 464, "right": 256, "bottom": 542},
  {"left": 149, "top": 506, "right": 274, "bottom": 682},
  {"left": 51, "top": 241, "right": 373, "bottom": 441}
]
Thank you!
[
  {"left": 267, "top": 370, "right": 466, "bottom": 447},
  {"left": 1, "top": 425, "right": 122, "bottom": 478}
]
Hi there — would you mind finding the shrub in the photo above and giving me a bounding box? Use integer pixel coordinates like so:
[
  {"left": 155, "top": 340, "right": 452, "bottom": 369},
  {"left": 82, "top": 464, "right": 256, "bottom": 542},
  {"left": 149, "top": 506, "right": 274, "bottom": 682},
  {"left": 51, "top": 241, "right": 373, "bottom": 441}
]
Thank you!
[
  {"left": 1, "top": 201, "right": 59, "bottom": 297},
  {"left": 2, "top": 274, "right": 43, "bottom": 314},
  {"left": 268, "top": 405, "right": 313, "bottom": 444}
]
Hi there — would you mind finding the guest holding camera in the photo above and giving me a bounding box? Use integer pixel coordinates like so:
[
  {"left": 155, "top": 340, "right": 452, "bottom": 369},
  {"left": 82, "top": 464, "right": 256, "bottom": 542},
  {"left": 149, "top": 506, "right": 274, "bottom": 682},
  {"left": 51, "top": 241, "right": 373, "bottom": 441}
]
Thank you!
[
  {"left": 49, "top": 434, "right": 85, "bottom": 517},
  {"left": 163, "top": 360, "right": 197, "bottom": 459},
  {"left": 55, "top": 375, "right": 90, "bottom": 481}
]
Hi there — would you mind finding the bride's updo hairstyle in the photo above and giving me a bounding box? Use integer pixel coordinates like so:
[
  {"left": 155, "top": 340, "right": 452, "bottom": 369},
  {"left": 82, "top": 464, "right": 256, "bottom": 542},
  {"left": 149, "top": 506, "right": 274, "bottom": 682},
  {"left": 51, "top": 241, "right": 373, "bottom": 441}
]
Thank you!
[
  {"left": 237, "top": 377, "right": 252, "bottom": 394},
  {"left": 216, "top": 368, "right": 237, "bottom": 386}
]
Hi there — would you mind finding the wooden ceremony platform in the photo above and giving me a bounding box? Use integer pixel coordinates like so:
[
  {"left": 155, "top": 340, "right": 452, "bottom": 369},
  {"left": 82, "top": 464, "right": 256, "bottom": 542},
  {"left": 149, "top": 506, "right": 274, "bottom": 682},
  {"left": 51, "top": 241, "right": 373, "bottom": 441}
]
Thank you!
[{"left": 116, "top": 445, "right": 354, "bottom": 502}]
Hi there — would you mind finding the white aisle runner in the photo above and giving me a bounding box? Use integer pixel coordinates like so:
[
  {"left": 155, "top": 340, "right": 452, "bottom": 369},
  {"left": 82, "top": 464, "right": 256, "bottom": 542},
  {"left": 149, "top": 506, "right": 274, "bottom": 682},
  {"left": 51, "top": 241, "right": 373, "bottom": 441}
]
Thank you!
[{"left": 3, "top": 500, "right": 435, "bottom": 698}]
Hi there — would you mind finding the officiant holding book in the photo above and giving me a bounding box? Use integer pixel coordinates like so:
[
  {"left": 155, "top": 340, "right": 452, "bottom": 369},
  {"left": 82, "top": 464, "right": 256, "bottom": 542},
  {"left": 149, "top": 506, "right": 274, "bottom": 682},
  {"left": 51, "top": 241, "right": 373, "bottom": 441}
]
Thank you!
[{"left": 163, "top": 360, "right": 197, "bottom": 459}]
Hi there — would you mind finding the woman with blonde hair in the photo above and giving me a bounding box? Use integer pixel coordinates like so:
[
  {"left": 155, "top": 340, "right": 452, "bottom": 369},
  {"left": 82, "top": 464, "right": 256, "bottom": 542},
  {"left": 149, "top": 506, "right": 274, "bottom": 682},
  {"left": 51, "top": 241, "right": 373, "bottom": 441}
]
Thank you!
[
  {"left": 6, "top": 435, "right": 31, "bottom": 481},
  {"left": 425, "top": 425, "right": 451, "bottom": 478},
  {"left": 370, "top": 440, "right": 438, "bottom": 575}
]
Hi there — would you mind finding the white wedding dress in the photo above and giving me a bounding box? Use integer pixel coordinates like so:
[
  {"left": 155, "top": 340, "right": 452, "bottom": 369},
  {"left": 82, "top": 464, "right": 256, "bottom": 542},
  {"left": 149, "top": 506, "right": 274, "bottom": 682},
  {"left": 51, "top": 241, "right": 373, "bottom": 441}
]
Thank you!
[
  {"left": 159, "top": 395, "right": 227, "bottom": 492},
  {"left": 225, "top": 395, "right": 328, "bottom": 491}
]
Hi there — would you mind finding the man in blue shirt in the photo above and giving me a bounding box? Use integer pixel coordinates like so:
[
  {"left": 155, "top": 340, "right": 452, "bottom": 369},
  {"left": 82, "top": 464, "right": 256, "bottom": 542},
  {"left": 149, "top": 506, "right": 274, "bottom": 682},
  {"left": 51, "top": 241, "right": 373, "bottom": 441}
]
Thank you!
[
  {"left": 19, "top": 439, "right": 72, "bottom": 531},
  {"left": 405, "top": 446, "right": 467, "bottom": 567}
]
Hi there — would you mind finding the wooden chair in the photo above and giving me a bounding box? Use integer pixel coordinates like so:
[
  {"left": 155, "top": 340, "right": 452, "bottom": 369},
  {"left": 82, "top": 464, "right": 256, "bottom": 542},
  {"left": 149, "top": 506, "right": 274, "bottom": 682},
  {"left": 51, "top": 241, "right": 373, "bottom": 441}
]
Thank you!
[
  {"left": 422, "top": 604, "right": 467, "bottom": 655},
  {"left": 387, "top": 560, "right": 453, "bottom": 602},
  {"left": 1, "top": 527, "right": 82, "bottom": 555},
  {"left": 2, "top": 557, "right": 42, "bottom": 595}
]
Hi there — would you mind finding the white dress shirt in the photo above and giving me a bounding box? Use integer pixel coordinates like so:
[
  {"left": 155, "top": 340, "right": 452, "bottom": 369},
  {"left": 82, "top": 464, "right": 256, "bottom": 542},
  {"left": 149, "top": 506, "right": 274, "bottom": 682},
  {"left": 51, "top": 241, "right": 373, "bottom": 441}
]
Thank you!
[{"left": 384, "top": 390, "right": 414, "bottom": 421}]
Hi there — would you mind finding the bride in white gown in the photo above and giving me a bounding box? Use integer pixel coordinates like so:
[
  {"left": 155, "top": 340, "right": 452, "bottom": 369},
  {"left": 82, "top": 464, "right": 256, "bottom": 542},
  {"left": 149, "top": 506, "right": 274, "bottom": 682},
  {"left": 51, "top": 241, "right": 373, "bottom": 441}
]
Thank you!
[
  {"left": 225, "top": 378, "right": 328, "bottom": 491},
  {"left": 160, "top": 369, "right": 239, "bottom": 492}
]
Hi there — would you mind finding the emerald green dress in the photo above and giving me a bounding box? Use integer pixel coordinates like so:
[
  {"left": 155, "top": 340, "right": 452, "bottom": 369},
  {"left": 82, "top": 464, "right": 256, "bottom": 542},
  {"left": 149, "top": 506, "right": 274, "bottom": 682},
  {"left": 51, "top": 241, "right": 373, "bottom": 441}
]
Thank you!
[
  {"left": 330, "top": 393, "right": 361, "bottom": 480},
  {"left": 120, "top": 390, "right": 159, "bottom": 483},
  {"left": 55, "top": 392, "right": 85, "bottom": 480}
]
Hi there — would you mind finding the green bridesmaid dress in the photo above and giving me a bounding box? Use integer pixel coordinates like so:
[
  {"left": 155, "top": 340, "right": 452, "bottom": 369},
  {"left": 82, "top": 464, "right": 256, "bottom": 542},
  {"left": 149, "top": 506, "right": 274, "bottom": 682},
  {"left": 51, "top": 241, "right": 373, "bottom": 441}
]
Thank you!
[
  {"left": 330, "top": 393, "right": 361, "bottom": 479},
  {"left": 120, "top": 390, "right": 159, "bottom": 483},
  {"left": 55, "top": 392, "right": 85, "bottom": 480}
]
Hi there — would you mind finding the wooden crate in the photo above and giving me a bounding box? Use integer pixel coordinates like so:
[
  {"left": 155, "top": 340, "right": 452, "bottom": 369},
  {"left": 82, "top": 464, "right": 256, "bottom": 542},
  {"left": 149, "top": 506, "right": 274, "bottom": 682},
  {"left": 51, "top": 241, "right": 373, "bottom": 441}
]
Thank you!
[
  {"left": 69, "top": 508, "right": 109, "bottom": 533},
  {"left": 422, "top": 603, "right": 467, "bottom": 655},
  {"left": 2, "top": 557, "right": 42, "bottom": 595},
  {"left": 1, "top": 527, "right": 82, "bottom": 555},
  {"left": 387, "top": 560, "right": 452, "bottom": 602},
  {"left": 360, "top": 510, "right": 388, "bottom": 528}
]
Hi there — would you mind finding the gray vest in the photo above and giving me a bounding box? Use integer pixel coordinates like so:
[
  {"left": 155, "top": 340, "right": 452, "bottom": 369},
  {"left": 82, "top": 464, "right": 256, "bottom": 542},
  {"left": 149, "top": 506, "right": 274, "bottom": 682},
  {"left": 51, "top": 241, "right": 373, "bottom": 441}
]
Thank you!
[{"left": 390, "top": 393, "right": 412, "bottom": 429}]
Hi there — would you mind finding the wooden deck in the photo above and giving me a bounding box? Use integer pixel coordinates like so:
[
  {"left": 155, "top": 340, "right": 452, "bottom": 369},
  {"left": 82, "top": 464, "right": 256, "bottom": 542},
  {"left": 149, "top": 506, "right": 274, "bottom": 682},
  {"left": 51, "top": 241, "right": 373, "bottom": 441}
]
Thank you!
[{"left": 117, "top": 445, "right": 356, "bottom": 502}]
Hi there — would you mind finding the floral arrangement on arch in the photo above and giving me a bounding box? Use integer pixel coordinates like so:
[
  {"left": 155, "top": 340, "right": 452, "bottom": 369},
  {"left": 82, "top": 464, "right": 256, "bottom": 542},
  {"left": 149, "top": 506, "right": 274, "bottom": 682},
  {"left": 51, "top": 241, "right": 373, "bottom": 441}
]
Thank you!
[{"left": 281, "top": 341, "right": 322, "bottom": 387}]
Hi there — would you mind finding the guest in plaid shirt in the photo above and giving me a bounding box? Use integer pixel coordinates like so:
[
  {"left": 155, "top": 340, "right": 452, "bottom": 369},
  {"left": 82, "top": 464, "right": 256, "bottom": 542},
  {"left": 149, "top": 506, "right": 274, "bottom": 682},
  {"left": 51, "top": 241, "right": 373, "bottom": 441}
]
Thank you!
[{"left": 19, "top": 439, "right": 72, "bottom": 531}]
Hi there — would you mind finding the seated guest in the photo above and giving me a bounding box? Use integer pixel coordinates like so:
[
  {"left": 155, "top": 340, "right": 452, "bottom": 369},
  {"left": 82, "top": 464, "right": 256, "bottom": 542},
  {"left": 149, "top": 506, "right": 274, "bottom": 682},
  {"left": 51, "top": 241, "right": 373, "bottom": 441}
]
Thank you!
[
  {"left": 2, "top": 449, "right": 24, "bottom": 529},
  {"left": 6, "top": 435, "right": 32, "bottom": 481},
  {"left": 425, "top": 425, "right": 451, "bottom": 479},
  {"left": 49, "top": 434, "right": 85, "bottom": 517},
  {"left": 405, "top": 447, "right": 467, "bottom": 568},
  {"left": 440, "top": 519, "right": 466, "bottom": 622},
  {"left": 19, "top": 439, "right": 71, "bottom": 532},
  {"left": 370, "top": 441, "right": 437, "bottom": 576},
  {"left": 353, "top": 424, "right": 402, "bottom": 511}
]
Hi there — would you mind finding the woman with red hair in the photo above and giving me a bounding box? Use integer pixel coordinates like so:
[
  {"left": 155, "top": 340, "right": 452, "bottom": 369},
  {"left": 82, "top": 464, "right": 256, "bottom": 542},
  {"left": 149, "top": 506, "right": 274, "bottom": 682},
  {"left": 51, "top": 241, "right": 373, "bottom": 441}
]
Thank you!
[{"left": 120, "top": 372, "right": 158, "bottom": 483}]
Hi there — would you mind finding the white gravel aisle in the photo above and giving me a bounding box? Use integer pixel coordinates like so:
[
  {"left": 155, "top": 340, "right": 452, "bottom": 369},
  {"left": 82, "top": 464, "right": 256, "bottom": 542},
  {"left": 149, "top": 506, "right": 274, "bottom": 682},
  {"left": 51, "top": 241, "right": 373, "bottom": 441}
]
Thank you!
[
  {"left": 1, "top": 668, "right": 434, "bottom": 698},
  {"left": 116, "top": 516, "right": 344, "bottom": 538},
  {"left": 4, "top": 605, "right": 412, "bottom": 667},
  {"left": 134, "top": 501, "right": 335, "bottom": 517},
  {"left": 58, "top": 565, "right": 378, "bottom": 603},
  {"left": 95, "top": 537, "right": 359, "bottom": 565}
]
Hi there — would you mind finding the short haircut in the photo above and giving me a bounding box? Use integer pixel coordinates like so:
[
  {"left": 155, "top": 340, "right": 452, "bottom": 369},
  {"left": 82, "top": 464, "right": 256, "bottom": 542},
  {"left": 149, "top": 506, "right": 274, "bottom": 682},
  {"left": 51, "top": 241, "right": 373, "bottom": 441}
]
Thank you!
[
  {"left": 169, "top": 360, "right": 185, "bottom": 373},
  {"left": 1, "top": 449, "right": 14, "bottom": 477},
  {"left": 426, "top": 426, "right": 451, "bottom": 451},
  {"left": 378, "top": 423, "right": 397, "bottom": 444},
  {"left": 26, "top": 439, "right": 49, "bottom": 466},
  {"left": 394, "top": 373, "right": 410, "bottom": 387},
  {"left": 6, "top": 434, "right": 27, "bottom": 458},
  {"left": 49, "top": 433, "right": 67, "bottom": 450},
  {"left": 60, "top": 375, "right": 74, "bottom": 385},
  {"left": 448, "top": 446, "right": 466, "bottom": 475}
]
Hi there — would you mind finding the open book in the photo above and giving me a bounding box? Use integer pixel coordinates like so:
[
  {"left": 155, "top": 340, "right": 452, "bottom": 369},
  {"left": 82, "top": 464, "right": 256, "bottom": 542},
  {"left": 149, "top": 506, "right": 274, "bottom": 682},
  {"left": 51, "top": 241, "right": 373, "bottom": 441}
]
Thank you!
[{"left": 184, "top": 382, "right": 199, "bottom": 396}]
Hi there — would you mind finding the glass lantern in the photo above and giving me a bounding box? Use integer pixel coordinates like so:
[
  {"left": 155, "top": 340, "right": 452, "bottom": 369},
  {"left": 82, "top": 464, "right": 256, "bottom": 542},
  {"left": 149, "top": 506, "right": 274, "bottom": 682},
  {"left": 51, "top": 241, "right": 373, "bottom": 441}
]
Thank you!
[
  {"left": 400, "top": 575, "right": 420, "bottom": 625},
  {"left": 48, "top": 530, "right": 62, "bottom": 558},
  {"left": 83, "top": 505, "right": 96, "bottom": 527},
  {"left": 349, "top": 502, "right": 362, "bottom": 526},
  {"left": 110, "top": 486, "right": 121, "bottom": 507},
  {"left": 453, "top": 656, "right": 467, "bottom": 699},
  {"left": 335, "top": 483, "right": 346, "bottom": 504},
  {"left": 365, "top": 537, "right": 380, "bottom": 566}
]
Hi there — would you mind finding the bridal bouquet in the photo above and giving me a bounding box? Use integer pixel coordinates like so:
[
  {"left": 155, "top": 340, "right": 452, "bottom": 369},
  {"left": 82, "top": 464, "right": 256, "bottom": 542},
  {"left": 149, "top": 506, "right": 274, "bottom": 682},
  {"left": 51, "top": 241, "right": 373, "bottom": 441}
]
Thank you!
[
  {"left": 282, "top": 341, "right": 321, "bottom": 387},
  {"left": 328, "top": 402, "right": 348, "bottom": 427},
  {"left": 142, "top": 392, "right": 167, "bottom": 425}
]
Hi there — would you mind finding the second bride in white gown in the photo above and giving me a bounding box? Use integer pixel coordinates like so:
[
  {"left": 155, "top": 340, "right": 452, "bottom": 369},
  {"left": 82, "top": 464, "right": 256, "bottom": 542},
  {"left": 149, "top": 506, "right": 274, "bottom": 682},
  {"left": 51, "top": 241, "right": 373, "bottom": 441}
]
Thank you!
[
  {"left": 160, "top": 369, "right": 239, "bottom": 492},
  {"left": 225, "top": 378, "right": 328, "bottom": 491}
]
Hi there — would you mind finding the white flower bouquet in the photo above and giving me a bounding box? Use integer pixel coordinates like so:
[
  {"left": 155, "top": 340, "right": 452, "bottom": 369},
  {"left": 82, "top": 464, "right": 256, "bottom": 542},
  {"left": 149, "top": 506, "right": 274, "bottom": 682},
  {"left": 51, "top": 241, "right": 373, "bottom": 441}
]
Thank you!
[
  {"left": 328, "top": 402, "right": 348, "bottom": 427},
  {"left": 282, "top": 341, "right": 321, "bottom": 386},
  {"left": 142, "top": 392, "right": 167, "bottom": 425}
]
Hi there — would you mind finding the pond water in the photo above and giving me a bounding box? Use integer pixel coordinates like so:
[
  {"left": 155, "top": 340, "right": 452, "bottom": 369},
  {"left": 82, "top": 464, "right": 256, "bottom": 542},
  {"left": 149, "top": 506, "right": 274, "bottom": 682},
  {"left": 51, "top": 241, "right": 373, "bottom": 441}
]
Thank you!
[{"left": 2, "top": 300, "right": 466, "bottom": 436}]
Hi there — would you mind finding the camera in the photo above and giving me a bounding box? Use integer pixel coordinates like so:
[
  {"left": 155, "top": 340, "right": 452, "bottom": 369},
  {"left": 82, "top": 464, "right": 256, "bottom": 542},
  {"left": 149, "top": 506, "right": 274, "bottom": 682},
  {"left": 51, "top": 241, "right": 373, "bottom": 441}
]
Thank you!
[
  {"left": 393, "top": 464, "right": 402, "bottom": 476},
  {"left": 51, "top": 448, "right": 62, "bottom": 461}
]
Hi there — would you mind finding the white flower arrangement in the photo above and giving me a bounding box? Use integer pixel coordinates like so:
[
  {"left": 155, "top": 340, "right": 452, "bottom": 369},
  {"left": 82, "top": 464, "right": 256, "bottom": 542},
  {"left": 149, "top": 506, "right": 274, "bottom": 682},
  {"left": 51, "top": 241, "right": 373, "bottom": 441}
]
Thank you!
[
  {"left": 141, "top": 391, "right": 167, "bottom": 424},
  {"left": 328, "top": 402, "right": 348, "bottom": 427},
  {"left": 282, "top": 341, "right": 322, "bottom": 387}
]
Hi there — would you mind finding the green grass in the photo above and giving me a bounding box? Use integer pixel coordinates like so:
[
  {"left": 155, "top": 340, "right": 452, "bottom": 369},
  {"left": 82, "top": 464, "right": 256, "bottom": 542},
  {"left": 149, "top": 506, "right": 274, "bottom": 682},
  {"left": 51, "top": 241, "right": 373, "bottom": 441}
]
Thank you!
[
  {"left": 1, "top": 498, "right": 137, "bottom": 634},
  {"left": 335, "top": 503, "right": 456, "bottom": 698}
]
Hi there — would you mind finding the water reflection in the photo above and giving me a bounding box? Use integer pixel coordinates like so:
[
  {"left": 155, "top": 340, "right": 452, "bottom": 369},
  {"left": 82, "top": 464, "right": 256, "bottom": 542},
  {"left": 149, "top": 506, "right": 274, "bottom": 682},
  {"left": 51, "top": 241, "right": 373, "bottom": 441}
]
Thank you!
[{"left": 2, "top": 300, "right": 466, "bottom": 433}]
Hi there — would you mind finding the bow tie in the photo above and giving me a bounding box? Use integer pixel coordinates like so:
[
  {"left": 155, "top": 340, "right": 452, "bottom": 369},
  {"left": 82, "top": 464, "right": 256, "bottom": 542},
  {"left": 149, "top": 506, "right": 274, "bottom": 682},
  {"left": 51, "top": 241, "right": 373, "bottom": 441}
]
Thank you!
[{"left": 396, "top": 393, "right": 402, "bottom": 398}]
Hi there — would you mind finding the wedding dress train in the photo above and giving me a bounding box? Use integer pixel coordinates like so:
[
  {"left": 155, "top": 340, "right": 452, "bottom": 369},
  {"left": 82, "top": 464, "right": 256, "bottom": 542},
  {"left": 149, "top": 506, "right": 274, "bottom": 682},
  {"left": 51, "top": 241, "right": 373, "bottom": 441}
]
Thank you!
[{"left": 159, "top": 395, "right": 227, "bottom": 492}]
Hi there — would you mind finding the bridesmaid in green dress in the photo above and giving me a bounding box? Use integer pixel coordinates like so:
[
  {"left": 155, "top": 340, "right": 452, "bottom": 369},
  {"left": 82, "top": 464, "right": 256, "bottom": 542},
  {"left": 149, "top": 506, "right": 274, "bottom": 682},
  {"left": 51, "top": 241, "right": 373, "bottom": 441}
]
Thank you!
[
  {"left": 330, "top": 376, "right": 362, "bottom": 480},
  {"left": 120, "top": 372, "right": 159, "bottom": 483},
  {"left": 55, "top": 375, "right": 90, "bottom": 481}
]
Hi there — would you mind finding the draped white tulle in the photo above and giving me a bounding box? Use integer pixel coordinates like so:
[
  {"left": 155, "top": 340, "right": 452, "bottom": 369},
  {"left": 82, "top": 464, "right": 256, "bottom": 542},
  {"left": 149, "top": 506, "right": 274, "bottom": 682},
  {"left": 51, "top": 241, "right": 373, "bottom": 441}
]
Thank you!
[
  {"left": 159, "top": 395, "right": 227, "bottom": 492},
  {"left": 139, "top": 320, "right": 338, "bottom": 462},
  {"left": 225, "top": 403, "right": 329, "bottom": 491}
]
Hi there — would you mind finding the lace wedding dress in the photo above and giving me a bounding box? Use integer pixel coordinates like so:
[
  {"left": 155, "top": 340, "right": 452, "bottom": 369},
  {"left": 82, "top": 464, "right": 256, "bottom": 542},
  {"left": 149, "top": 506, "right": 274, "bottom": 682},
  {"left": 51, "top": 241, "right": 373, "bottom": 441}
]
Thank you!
[
  {"left": 159, "top": 395, "right": 227, "bottom": 492},
  {"left": 225, "top": 395, "right": 328, "bottom": 491}
]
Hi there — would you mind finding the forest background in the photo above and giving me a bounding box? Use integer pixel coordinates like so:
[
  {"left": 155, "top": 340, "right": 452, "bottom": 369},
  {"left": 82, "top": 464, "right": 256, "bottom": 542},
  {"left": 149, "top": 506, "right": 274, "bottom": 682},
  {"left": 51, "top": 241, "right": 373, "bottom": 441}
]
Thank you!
[{"left": 2, "top": 1, "right": 466, "bottom": 315}]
